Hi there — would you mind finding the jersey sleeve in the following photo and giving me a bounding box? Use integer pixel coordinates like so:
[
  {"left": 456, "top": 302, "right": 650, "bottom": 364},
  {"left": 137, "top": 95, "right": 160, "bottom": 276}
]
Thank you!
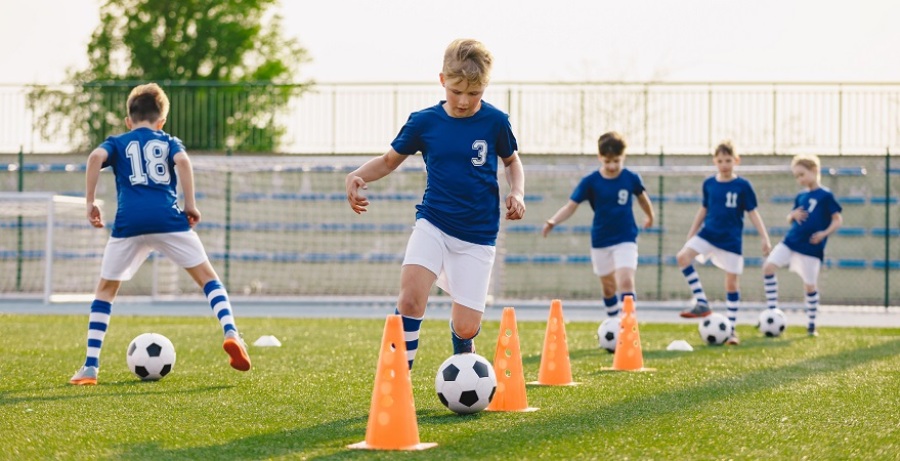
[
  {"left": 99, "top": 137, "right": 117, "bottom": 168},
  {"left": 825, "top": 191, "right": 843, "bottom": 215},
  {"left": 570, "top": 175, "right": 592, "bottom": 203},
  {"left": 169, "top": 135, "right": 186, "bottom": 155},
  {"left": 701, "top": 178, "right": 710, "bottom": 209},
  {"left": 743, "top": 179, "right": 758, "bottom": 212},
  {"left": 631, "top": 171, "right": 646, "bottom": 195},
  {"left": 494, "top": 114, "right": 518, "bottom": 159},
  {"left": 390, "top": 114, "right": 423, "bottom": 156}
]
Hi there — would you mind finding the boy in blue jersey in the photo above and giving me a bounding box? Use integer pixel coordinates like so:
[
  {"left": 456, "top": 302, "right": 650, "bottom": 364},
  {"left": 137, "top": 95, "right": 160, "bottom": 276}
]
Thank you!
[
  {"left": 542, "top": 131, "right": 654, "bottom": 318},
  {"left": 762, "top": 154, "right": 842, "bottom": 336},
  {"left": 345, "top": 39, "right": 526, "bottom": 369},
  {"left": 69, "top": 83, "right": 250, "bottom": 385},
  {"left": 677, "top": 141, "right": 771, "bottom": 345}
]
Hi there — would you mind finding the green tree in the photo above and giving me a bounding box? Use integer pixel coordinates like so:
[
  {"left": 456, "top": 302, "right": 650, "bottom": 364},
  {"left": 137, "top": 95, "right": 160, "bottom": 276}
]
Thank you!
[{"left": 31, "top": 0, "right": 310, "bottom": 152}]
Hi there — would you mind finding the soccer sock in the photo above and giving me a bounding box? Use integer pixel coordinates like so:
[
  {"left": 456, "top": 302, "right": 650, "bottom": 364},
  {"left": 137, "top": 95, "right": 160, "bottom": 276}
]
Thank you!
[
  {"left": 681, "top": 265, "right": 708, "bottom": 306},
  {"left": 450, "top": 321, "right": 480, "bottom": 355},
  {"left": 620, "top": 292, "right": 636, "bottom": 304},
  {"left": 805, "top": 290, "right": 819, "bottom": 331},
  {"left": 764, "top": 274, "right": 778, "bottom": 309},
  {"left": 726, "top": 291, "right": 740, "bottom": 329},
  {"left": 83, "top": 300, "right": 112, "bottom": 368},
  {"left": 603, "top": 295, "right": 619, "bottom": 317},
  {"left": 396, "top": 308, "right": 423, "bottom": 369},
  {"left": 204, "top": 280, "right": 236, "bottom": 335}
]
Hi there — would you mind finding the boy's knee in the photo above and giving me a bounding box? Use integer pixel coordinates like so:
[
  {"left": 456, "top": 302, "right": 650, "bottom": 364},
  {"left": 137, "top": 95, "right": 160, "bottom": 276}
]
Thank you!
[
  {"left": 676, "top": 251, "right": 692, "bottom": 267},
  {"left": 451, "top": 319, "right": 480, "bottom": 340},
  {"left": 397, "top": 297, "right": 425, "bottom": 318}
]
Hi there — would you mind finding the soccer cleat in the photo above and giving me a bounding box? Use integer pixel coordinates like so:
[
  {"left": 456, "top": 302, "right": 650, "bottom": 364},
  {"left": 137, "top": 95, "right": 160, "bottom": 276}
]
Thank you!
[
  {"left": 680, "top": 302, "right": 712, "bottom": 318},
  {"left": 69, "top": 366, "right": 99, "bottom": 385},
  {"left": 223, "top": 330, "right": 252, "bottom": 371},
  {"left": 725, "top": 334, "right": 740, "bottom": 346}
]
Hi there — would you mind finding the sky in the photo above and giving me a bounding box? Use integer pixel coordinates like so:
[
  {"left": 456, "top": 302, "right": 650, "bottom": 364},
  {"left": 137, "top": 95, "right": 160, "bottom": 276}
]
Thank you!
[{"left": 1, "top": 0, "right": 899, "bottom": 84}]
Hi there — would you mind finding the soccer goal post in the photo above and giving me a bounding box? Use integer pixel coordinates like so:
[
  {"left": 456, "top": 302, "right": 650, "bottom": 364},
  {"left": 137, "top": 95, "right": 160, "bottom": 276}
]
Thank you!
[{"left": 0, "top": 192, "right": 104, "bottom": 303}]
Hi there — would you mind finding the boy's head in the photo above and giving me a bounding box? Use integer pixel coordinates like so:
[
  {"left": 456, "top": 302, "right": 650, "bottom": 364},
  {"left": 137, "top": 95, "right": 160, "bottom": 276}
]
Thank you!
[
  {"left": 713, "top": 140, "right": 739, "bottom": 175},
  {"left": 126, "top": 83, "right": 169, "bottom": 128},
  {"left": 791, "top": 154, "right": 821, "bottom": 186},
  {"left": 597, "top": 131, "right": 627, "bottom": 176},
  {"left": 440, "top": 39, "right": 492, "bottom": 118}
]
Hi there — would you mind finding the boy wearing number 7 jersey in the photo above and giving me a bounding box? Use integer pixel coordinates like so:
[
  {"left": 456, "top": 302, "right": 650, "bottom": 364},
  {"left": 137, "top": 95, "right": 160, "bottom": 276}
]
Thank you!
[
  {"left": 676, "top": 141, "right": 771, "bottom": 346},
  {"left": 69, "top": 83, "right": 250, "bottom": 385}
]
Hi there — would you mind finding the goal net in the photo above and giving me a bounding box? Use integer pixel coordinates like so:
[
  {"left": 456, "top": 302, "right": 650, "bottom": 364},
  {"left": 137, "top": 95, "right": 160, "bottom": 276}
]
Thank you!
[{"left": 0, "top": 192, "right": 104, "bottom": 302}]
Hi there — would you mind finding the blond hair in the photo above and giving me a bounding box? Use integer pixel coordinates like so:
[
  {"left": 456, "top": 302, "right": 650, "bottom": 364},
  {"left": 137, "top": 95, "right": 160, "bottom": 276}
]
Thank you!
[
  {"left": 714, "top": 140, "right": 736, "bottom": 158},
  {"left": 442, "top": 39, "right": 492, "bottom": 87},
  {"left": 792, "top": 154, "right": 821, "bottom": 181},
  {"left": 126, "top": 83, "right": 170, "bottom": 123}
]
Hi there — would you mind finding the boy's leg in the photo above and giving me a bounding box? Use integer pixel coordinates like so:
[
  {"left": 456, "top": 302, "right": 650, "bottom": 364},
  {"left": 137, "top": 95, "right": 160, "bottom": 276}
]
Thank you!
[
  {"left": 725, "top": 289, "right": 740, "bottom": 345},
  {"left": 764, "top": 273, "right": 778, "bottom": 309},
  {"left": 805, "top": 287, "right": 819, "bottom": 336},
  {"left": 600, "top": 272, "right": 619, "bottom": 317},
  {"left": 677, "top": 244, "right": 711, "bottom": 318},
  {"left": 450, "top": 303, "right": 482, "bottom": 354},
  {"left": 70, "top": 279, "right": 120, "bottom": 385},
  {"left": 397, "top": 263, "right": 437, "bottom": 369},
  {"left": 185, "top": 261, "right": 251, "bottom": 371},
  {"left": 603, "top": 295, "right": 619, "bottom": 317}
]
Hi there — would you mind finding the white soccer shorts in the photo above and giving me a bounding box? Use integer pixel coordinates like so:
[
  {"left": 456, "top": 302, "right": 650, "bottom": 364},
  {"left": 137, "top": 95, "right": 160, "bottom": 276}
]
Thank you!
[
  {"left": 684, "top": 235, "right": 745, "bottom": 275},
  {"left": 766, "top": 242, "right": 821, "bottom": 285},
  {"left": 402, "top": 218, "right": 496, "bottom": 313},
  {"left": 100, "top": 230, "right": 209, "bottom": 281},
  {"left": 590, "top": 242, "right": 638, "bottom": 276}
]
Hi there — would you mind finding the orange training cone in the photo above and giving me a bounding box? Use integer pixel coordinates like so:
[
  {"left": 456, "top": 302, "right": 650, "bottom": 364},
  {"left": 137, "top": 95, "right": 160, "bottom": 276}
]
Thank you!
[
  {"left": 348, "top": 315, "right": 436, "bottom": 451},
  {"left": 604, "top": 295, "right": 655, "bottom": 372},
  {"left": 530, "top": 299, "right": 577, "bottom": 386},
  {"left": 487, "top": 307, "right": 538, "bottom": 412}
]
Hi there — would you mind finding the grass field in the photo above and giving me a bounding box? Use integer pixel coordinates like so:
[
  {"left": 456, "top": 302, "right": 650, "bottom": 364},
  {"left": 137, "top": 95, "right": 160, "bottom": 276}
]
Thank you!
[{"left": 1, "top": 312, "right": 898, "bottom": 460}]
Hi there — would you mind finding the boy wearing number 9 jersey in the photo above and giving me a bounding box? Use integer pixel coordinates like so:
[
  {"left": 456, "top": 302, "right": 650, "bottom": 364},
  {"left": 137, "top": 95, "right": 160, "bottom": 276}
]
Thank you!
[{"left": 69, "top": 83, "right": 250, "bottom": 385}]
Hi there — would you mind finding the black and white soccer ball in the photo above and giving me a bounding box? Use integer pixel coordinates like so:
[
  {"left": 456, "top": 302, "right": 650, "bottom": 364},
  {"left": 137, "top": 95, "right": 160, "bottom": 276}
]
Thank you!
[
  {"left": 597, "top": 317, "right": 620, "bottom": 353},
  {"left": 434, "top": 353, "right": 496, "bottom": 414},
  {"left": 126, "top": 333, "right": 176, "bottom": 381},
  {"left": 757, "top": 308, "right": 787, "bottom": 337},
  {"left": 698, "top": 313, "right": 733, "bottom": 346}
]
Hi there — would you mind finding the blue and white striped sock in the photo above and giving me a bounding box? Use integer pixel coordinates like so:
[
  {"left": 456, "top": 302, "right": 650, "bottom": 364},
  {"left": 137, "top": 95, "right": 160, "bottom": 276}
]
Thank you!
[
  {"left": 396, "top": 308, "right": 423, "bottom": 370},
  {"left": 83, "top": 300, "right": 112, "bottom": 368},
  {"left": 681, "top": 265, "right": 708, "bottom": 306},
  {"left": 603, "top": 295, "right": 620, "bottom": 317},
  {"left": 204, "top": 280, "right": 236, "bottom": 335},
  {"left": 805, "top": 290, "right": 819, "bottom": 331},
  {"left": 764, "top": 274, "right": 778, "bottom": 309},
  {"left": 726, "top": 291, "right": 740, "bottom": 327},
  {"left": 450, "top": 321, "right": 479, "bottom": 355}
]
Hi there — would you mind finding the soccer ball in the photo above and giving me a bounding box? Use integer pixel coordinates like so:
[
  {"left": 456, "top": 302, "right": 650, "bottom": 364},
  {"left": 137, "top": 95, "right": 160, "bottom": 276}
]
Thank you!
[
  {"left": 126, "top": 333, "right": 176, "bottom": 380},
  {"left": 698, "top": 313, "right": 733, "bottom": 346},
  {"left": 597, "top": 317, "right": 620, "bottom": 353},
  {"left": 434, "top": 353, "right": 496, "bottom": 414},
  {"left": 758, "top": 308, "right": 787, "bottom": 337}
]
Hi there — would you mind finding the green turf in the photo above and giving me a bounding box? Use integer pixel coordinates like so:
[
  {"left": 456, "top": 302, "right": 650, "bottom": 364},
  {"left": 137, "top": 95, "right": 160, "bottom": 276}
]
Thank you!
[{"left": 1, "top": 313, "right": 898, "bottom": 460}]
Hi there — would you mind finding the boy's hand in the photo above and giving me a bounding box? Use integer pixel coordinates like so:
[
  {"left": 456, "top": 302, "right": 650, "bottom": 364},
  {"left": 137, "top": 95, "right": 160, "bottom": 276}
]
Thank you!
[
  {"left": 643, "top": 216, "right": 654, "bottom": 229},
  {"left": 542, "top": 220, "right": 555, "bottom": 237},
  {"left": 346, "top": 175, "right": 369, "bottom": 214},
  {"left": 86, "top": 202, "right": 104, "bottom": 228},
  {"left": 790, "top": 207, "right": 808, "bottom": 224},
  {"left": 761, "top": 240, "right": 772, "bottom": 257},
  {"left": 184, "top": 206, "right": 201, "bottom": 227},
  {"left": 505, "top": 193, "right": 525, "bottom": 220},
  {"left": 809, "top": 231, "right": 827, "bottom": 245}
]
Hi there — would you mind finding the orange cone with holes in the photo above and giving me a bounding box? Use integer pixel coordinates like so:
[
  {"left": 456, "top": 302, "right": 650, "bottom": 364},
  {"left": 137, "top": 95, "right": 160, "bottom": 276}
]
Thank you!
[
  {"left": 349, "top": 315, "right": 436, "bottom": 451},
  {"left": 531, "top": 299, "right": 577, "bottom": 385},
  {"left": 605, "top": 295, "right": 655, "bottom": 372},
  {"left": 487, "top": 307, "right": 538, "bottom": 412}
]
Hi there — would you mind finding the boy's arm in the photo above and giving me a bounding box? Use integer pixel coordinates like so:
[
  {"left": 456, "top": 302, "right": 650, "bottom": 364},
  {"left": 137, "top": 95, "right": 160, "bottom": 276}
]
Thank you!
[
  {"left": 747, "top": 209, "right": 772, "bottom": 256},
  {"left": 810, "top": 212, "right": 843, "bottom": 244},
  {"left": 502, "top": 152, "right": 525, "bottom": 220},
  {"left": 345, "top": 149, "right": 407, "bottom": 214},
  {"left": 543, "top": 200, "right": 579, "bottom": 237},
  {"left": 686, "top": 207, "right": 706, "bottom": 239},
  {"left": 85, "top": 147, "right": 108, "bottom": 228},
  {"left": 173, "top": 151, "right": 200, "bottom": 227},
  {"left": 636, "top": 191, "right": 655, "bottom": 229}
]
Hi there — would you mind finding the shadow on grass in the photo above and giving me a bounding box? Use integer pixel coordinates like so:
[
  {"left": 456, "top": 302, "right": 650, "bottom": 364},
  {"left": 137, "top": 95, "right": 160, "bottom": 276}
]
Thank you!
[{"left": 0, "top": 383, "right": 235, "bottom": 406}]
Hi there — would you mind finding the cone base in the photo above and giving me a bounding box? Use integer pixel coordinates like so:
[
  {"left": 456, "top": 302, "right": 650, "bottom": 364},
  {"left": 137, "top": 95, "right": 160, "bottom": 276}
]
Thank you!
[
  {"left": 348, "top": 441, "right": 438, "bottom": 451},
  {"left": 485, "top": 407, "right": 539, "bottom": 412},
  {"left": 600, "top": 367, "right": 657, "bottom": 372},
  {"left": 527, "top": 380, "right": 580, "bottom": 386}
]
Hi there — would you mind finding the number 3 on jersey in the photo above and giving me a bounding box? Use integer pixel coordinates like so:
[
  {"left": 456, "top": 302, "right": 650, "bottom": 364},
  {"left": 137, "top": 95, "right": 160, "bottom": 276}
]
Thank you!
[
  {"left": 471, "top": 140, "right": 487, "bottom": 166},
  {"left": 126, "top": 140, "right": 172, "bottom": 185}
]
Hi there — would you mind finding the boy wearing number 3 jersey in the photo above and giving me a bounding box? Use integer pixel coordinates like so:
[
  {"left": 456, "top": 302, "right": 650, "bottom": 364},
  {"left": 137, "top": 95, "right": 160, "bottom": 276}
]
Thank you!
[
  {"left": 542, "top": 131, "right": 654, "bottom": 321},
  {"left": 69, "top": 83, "right": 250, "bottom": 385},
  {"left": 676, "top": 141, "right": 771, "bottom": 345}
]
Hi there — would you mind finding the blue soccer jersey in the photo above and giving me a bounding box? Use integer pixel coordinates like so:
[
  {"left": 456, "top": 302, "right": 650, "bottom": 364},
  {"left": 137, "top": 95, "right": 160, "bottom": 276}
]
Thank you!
[
  {"left": 391, "top": 101, "right": 518, "bottom": 246},
  {"left": 99, "top": 127, "right": 191, "bottom": 238},
  {"left": 696, "top": 176, "right": 759, "bottom": 255},
  {"left": 782, "top": 187, "right": 842, "bottom": 260},
  {"left": 570, "top": 169, "right": 646, "bottom": 248}
]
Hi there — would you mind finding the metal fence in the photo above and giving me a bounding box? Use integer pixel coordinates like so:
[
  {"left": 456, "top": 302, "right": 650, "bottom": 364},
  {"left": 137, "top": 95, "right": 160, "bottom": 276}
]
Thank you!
[{"left": 1, "top": 82, "right": 899, "bottom": 155}]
